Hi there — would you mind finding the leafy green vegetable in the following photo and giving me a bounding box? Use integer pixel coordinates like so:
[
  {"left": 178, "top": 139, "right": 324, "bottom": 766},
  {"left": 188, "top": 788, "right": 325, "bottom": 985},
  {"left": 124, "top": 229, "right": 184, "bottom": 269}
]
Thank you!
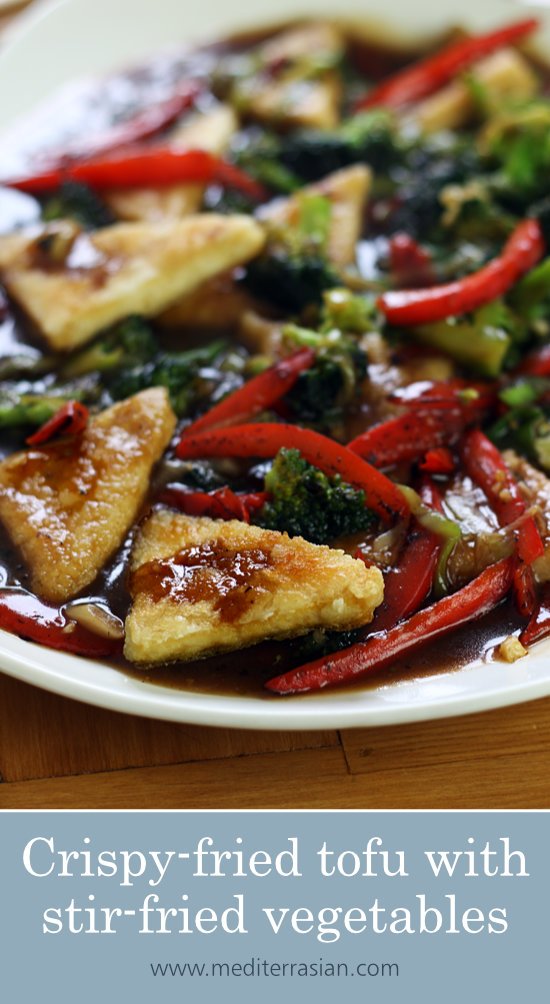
[
  {"left": 42, "top": 181, "right": 113, "bottom": 230},
  {"left": 483, "top": 103, "right": 550, "bottom": 203},
  {"left": 412, "top": 301, "right": 520, "bottom": 377},
  {"left": 108, "top": 340, "right": 227, "bottom": 416},
  {"left": 279, "top": 110, "right": 400, "bottom": 181},
  {"left": 60, "top": 316, "right": 157, "bottom": 379},
  {"left": 255, "top": 447, "right": 376, "bottom": 544},
  {"left": 283, "top": 322, "right": 367, "bottom": 427},
  {"left": 0, "top": 377, "right": 99, "bottom": 429}
]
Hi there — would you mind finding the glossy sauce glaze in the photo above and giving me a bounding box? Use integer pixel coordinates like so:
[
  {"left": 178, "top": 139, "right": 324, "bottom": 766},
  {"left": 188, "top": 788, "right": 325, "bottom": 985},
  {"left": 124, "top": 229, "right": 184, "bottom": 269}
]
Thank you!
[
  {"left": 130, "top": 540, "right": 274, "bottom": 620},
  {"left": 0, "top": 22, "right": 539, "bottom": 695}
]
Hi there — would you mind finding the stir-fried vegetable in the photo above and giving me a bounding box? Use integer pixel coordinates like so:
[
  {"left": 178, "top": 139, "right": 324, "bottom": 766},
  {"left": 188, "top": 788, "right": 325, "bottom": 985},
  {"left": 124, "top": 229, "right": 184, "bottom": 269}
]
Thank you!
[{"left": 3, "top": 14, "right": 550, "bottom": 690}]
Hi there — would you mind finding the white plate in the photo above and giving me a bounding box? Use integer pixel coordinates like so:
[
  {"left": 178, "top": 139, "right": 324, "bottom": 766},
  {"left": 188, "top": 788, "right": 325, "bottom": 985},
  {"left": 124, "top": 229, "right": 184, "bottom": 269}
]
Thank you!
[{"left": 0, "top": 0, "right": 549, "bottom": 730}]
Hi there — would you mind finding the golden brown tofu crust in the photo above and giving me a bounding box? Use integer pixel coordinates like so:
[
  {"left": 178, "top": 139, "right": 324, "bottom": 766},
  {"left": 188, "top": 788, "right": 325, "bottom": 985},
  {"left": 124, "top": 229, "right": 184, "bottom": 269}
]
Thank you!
[
  {"left": 124, "top": 510, "right": 384, "bottom": 665},
  {"left": 0, "top": 214, "right": 265, "bottom": 352},
  {"left": 105, "top": 104, "right": 238, "bottom": 222},
  {"left": 0, "top": 388, "right": 176, "bottom": 603},
  {"left": 258, "top": 165, "right": 371, "bottom": 267}
]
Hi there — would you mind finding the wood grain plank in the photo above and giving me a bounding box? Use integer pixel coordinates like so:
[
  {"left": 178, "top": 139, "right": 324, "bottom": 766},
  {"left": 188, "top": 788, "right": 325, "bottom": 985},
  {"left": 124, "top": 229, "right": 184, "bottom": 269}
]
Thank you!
[
  {"left": 340, "top": 698, "right": 550, "bottom": 775},
  {"left": 0, "top": 747, "right": 349, "bottom": 809},
  {"left": 1, "top": 744, "right": 550, "bottom": 809},
  {"left": 0, "top": 673, "right": 338, "bottom": 782}
]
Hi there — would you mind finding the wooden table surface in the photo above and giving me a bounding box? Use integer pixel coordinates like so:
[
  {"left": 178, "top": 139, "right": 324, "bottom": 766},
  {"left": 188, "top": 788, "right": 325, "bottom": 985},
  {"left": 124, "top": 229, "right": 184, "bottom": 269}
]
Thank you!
[{"left": 0, "top": 1, "right": 550, "bottom": 812}]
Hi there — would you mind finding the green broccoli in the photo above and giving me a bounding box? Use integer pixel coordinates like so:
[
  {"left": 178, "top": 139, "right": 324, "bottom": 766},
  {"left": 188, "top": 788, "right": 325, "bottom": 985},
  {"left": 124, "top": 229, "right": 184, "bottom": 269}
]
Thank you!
[
  {"left": 108, "top": 340, "right": 228, "bottom": 416},
  {"left": 60, "top": 316, "right": 157, "bottom": 379},
  {"left": 243, "top": 192, "right": 339, "bottom": 311},
  {"left": 243, "top": 250, "right": 338, "bottom": 312},
  {"left": 42, "top": 181, "right": 114, "bottom": 230},
  {"left": 483, "top": 102, "right": 550, "bottom": 206},
  {"left": 254, "top": 447, "right": 376, "bottom": 544},
  {"left": 282, "top": 323, "right": 367, "bottom": 427},
  {"left": 0, "top": 377, "right": 100, "bottom": 429},
  {"left": 278, "top": 110, "right": 400, "bottom": 182},
  {"left": 289, "top": 626, "right": 362, "bottom": 661}
]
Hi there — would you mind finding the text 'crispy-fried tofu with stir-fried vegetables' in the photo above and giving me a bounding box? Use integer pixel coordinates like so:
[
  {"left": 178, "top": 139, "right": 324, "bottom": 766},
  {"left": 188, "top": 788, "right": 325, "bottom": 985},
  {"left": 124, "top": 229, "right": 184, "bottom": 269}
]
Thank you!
[{"left": 4, "top": 15, "right": 550, "bottom": 693}]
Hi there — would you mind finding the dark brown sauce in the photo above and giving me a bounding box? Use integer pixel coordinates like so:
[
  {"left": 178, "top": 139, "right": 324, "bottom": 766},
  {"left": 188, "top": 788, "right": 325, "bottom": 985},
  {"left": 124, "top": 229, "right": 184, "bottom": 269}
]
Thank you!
[
  {"left": 121, "top": 600, "right": 525, "bottom": 699},
  {"left": 0, "top": 20, "right": 543, "bottom": 699},
  {"left": 131, "top": 539, "right": 274, "bottom": 621}
]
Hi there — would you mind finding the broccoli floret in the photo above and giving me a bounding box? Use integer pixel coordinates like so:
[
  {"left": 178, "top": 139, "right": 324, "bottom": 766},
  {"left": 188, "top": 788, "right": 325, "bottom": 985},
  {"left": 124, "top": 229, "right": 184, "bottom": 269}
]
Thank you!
[
  {"left": 243, "top": 250, "right": 338, "bottom": 312},
  {"left": 282, "top": 323, "right": 367, "bottom": 427},
  {"left": 42, "top": 181, "right": 113, "bottom": 230},
  {"left": 243, "top": 191, "right": 339, "bottom": 311},
  {"left": 289, "top": 626, "right": 362, "bottom": 661},
  {"left": 108, "top": 340, "right": 227, "bottom": 416},
  {"left": 233, "top": 131, "right": 301, "bottom": 194},
  {"left": 255, "top": 447, "right": 376, "bottom": 544},
  {"left": 482, "top": 103, "right": 550, "bottom": 206},
  {"left": 61, "top": 316, "right": 157, "bottom": 379},
  {"left": 0, "top": 376, "right": 100, "bottom": 429},
  {"left": 279, "top": 110, "right": 400, "bottom": 182},
  {"left": 321, "top": 288, "right": 378, "bottom": 334},
  {"left": 387, "top": 136, "right": 483, "bottom": 239}
]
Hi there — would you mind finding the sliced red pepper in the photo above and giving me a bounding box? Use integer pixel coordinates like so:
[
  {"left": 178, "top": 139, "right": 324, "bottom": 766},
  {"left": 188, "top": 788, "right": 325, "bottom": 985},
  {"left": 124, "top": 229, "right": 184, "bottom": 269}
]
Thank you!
[
  {"left": 513, "top": 563, "right": 538, "bottom": 620},
  {"left": 420, "top": 447, "right": 455, "bottom": 475},
  {"left": 389, "top": 234, "right": 434, "bottom": 288},
  {"left": 349, "top": 380, "right": 494, "bottom": 467},
  {"left": 6, "top": 148, "right": 268, "bottom": 202},
  {"left": 349, "top": 408, "right": 464, "bottom": 468},
  {"left": 180, "top": 349, "right": 315, "bottom": 439},
  {"left": 369, "top": 481, "right": 443, "bottom": 633},
  {"left": 0, "top": 590, "right": 122, "bottom": 658},
  {"left": 159, "top": 485, "right": 268, "bottom": 523},
  {"left": 461, "top": 429, "right": 544, "bottom": 565},
  {"left": 44, "top": 83, "right": 201, "bottom": 166},
  {"left": 378, "top": 219, "right": 545, "bottom": 327},
  {"left": 354, "top": 18, "right": 538, "bottom": 111},
  {"left": 461, "top": 428, "right": 543, "bottom": 617},
  {"left": 175, "top": 422, "right": 409, "bottom": 522},
  {"left": 517, "top": 344, "right": 550, "bottom": 378},
  {"left": 266, "top": 556, "right": 515, "bottom": 694},
  {"left": 26, "top": 401, "right": 89, "bottom": 446},
  {"left": 520, "top": 583, "right": 550, "bottom": 646}
]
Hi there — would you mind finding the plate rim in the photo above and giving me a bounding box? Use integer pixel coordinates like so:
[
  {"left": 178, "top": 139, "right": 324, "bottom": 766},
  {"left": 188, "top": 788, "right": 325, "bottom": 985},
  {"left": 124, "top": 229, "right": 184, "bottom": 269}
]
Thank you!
[{"left": 1, "top": 0, "right": 550, "bottom": 730}]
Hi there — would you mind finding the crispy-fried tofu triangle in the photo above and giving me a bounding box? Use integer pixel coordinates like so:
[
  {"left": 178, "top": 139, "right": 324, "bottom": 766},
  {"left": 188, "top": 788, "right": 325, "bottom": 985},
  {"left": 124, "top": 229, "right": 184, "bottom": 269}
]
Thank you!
[
  {"left": 0, "top": 214, "right": 265, "bottom": 352},
  {"left": 242, "top": 23, "right": 344, "bottom": 129},
  {"left": 105, "top": 104, "right": 238, "bottom": 222},
  {"left": 0, "top": 388, "right": 176, "bottom": 604},
  {"left": 258, "top": 165, "right": 372, "bottom": 267},
  {"left": 124, "top": 510, "right": 384, "bottom": 665}
]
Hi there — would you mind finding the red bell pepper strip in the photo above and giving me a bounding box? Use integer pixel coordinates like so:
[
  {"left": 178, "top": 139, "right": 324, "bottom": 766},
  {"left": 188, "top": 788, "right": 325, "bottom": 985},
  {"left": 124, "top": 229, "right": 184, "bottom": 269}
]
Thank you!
[
  {"left": 45, "top": 83, "right": 201, "bottom": 166},
  {"left": 26, "top": 401, "right": 89, "bottom": 446},
  {"left": 180, "top": 349, "right": 315, "bottom": 439},
  {"left": 378, "top": 219, "right": 545, "bottom": 327},
  {"left": 6, "top": 148, "right": 268, "bottom": 202},
  {"left": 419, "top": 447, "right": 455, "bottom": 475},
  {"left": 0, "top": 590, "right": 122, "bottom": 657},
  {"left": 513, "top": 562, "right": 538, "bottom": 620},
  {"left": 159, "top": 485, "right": 268, "bottom": 523},
  {"left": 461, "top": 428, "right": 543, "bottom": 618},
  {"left": 175, "top": 423, "right": 409, "bottom": 522},
  {"left": 389, "top": 234, "right": 434, "bottom": 288},
  {"left": 520, "top": 583, "right": 550, "bottom": 646},
  {"left": 266, "top": 556, "right": 515, "bottom": 694},
  {"left": 369, "top": 481, "right": 443, "bottom": 633},
  {"left": 517, "top": 344, "right": 550, "bottom": 378},
  {"left": 461, "top": 429, "right": 544, "bottom": 565},
  {"left": 348, "top": 408, "right": 464, "bottom": 468},
  {"left": 354, "top": 18, "right": 538, "bottom": 111}
]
